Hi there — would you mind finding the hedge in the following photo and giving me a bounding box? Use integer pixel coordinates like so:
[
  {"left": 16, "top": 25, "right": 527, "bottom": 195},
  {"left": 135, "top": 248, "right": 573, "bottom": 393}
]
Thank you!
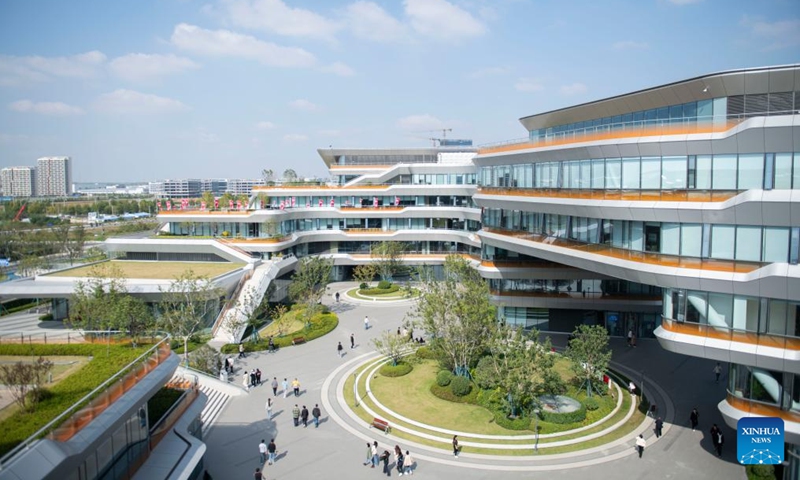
[
  {"left": 0, "top": 301, "right": 39, "bottom": 317},
  {"left": 221, "top": 311, "right": 339, "bottom": 354},
  {"left": 494, "top": 412, "right": 532, "bottom": 431},
  {"left": 359, "top": 284, "right": 400, "bottom": 296},
  {"left": 430, "top": 381, "right": 479, "bottom": 404},
  {"left": 147, "top": 387, "right": 184, "bottom": 429},
  {"left": 38, "top": 314, "right": 54, "bottom": 321},
  {"left": 583, "top": 397, "right": 600, "bottom": 411},
  {"left": 379, "top": 362, "right": 413, "bottom": 377},
  {"left": 746, "top": 465, "right": 776, "bottom": 480},
  {"left": 450, "top": 376, "right": 472, "bottom": 397},
  {"left": 0, "top": 343, "right": 149, "bottom": 457},
  {"left": 414, "top": 346, "right": 437, "bottom": 360},
  {"left": 538, "top": 401, "right": 587, "bottom": 424},
  {"left": 436, "top": 370, "right": 452, "bottom": 387}
]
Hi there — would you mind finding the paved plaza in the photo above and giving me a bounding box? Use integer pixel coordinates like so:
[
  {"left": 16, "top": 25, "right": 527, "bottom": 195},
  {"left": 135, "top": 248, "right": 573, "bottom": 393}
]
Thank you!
[{"left": 202, "top": 282, "right": 743, "bottom": 479}]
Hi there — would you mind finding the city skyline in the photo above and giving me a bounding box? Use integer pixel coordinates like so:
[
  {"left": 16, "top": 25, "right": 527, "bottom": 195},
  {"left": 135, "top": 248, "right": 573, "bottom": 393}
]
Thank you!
[{"left": 1, "top": 0, "right": 798, "bottom": 182}]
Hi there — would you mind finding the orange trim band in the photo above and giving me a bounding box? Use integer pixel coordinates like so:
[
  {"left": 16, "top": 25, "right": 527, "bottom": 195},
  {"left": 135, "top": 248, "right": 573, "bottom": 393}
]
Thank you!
[{"left": 661, "top": 317, "right": 800, "bottom": 351}]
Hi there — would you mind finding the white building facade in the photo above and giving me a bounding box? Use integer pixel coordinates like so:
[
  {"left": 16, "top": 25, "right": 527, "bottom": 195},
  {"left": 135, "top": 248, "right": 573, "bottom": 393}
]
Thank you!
[
  {"left": 36, "top": 156, "right": 72, "bottom": 196},
  {"left": 1, "top": 166, "right": 36, "bottom": 197}
]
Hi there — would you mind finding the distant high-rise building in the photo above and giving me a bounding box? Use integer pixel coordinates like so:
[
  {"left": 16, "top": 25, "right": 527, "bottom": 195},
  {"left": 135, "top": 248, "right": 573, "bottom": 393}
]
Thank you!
[
  {"left": 36, "top": 156, "right": 72, "bottom": 196},
  {"left": 0, "top": 166, "right": 36, "bottom": 197}
]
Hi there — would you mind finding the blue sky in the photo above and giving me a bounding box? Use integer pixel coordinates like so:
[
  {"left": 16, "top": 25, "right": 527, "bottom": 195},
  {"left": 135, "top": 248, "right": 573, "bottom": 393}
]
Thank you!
[{"left": 0, "top": 0, "right": 798, "bottom": 182}]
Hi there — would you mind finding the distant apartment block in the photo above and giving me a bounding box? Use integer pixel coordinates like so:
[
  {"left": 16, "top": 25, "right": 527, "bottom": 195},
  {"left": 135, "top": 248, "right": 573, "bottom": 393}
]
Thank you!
[
  {"left": 226, "top": 178, "right": 265, "bottom": 195},
  {"left": 149, "top": 179, "right": 203, "bottom": 198},
  {"left": 0, "top": 166, "right": 36, "bottom": 197},
  {"left": 36, "top": 156, "right": 72, "bottom": 196},
  {"left": 201, "top": 179, "right": 228, "bottom": 196}
]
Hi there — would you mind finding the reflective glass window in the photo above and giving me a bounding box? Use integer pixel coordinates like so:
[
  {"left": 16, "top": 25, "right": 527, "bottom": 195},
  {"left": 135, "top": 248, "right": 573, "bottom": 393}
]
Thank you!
[
  {"left": 640, "top": 157, "right": 661, "bottom": 189},
  {"left": 683, "top": 102, "right": 698, "bottom": 119},
  {"left": 794, "top": 153, "right": 800, "bottom": 189},
  {"left": 774, "top": 153, "right": 793, "bottom": 189},
  {"left": 661, "top": 156, "right": 687, "bottom": 189},
  {"left": 591, "top": 159, "right": 605, "bottom": 188},
  {"left": 738, "top": 154, "right": 764, "bottom": 190},
  {"left": 711, "top": 225, "right": 735, "bottom": 259},
  {"left": 606, "top": 159, "right": 621, "bottom": 189},
  {"left": 686, "top": 291, "right": 707, "bottom": 323},
  {"left": 697, "top": 99, "right": 713, "bottom": 121},
  {"left": 630, "top": 222, "right": 643, "bottom": 251},
  {"left": 661, "top": 223, "right": 680, "bottom": 255},
  {"left": 712, "top": 154, "right": 737, "bottom": 189},
  {"left": 708, "top": 292, "right": 733, "bottom": 328},
  {"left": 622, "top": 157, "right": 640, "bottom": 189},
  {"left": 763, "top": 227, "right": 790, "bottom": 263},
  {"left": 736, "top": 226, "right": 762, "bottom": 262},
  {"left": 579, "top": 160, "right": 592, "bottom": 188},
  {"left": 657, "top": 107, "right": 669, "bottom": 120},
  {"left": 696, "top": 155, "right": 712, "bottom": 189},
  {"left": 680, "top": 224, "right": 702, "bottom": 257},
  {"left": 733, "top": 295, "right": 760, "bottom": 331}
]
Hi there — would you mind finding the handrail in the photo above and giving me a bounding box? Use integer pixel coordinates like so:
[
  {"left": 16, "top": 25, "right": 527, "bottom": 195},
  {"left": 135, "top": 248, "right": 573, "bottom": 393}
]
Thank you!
[
  {"left": 476, "top": 187, "right": 740, "bottom": 203},
  {"left": 0, "top": 333, "right": 172, "bottom": 469}
]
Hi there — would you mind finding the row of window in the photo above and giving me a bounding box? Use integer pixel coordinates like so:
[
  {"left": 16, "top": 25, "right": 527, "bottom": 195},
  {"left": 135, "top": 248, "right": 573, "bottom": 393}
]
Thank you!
[
  {"left": 489, "top": 278, "right": 661, "bottom": 297},
  {"left": 337, "top": 154, "right": 438, "bottom": 165},
  {"left": 335, "top": 173, "right": 478, "bottom": 186},
  {"left": 479, "top": 153, "right": 800, "bottom": 191},
  {"left": 268, "top": 195, "right": 476, "bottom": 209},
  {"left": 481, "top": 209, "right": 800, "bottom": 264},
  {"left": 729, "top": 363, "right": 800, "bottom": 413},
  {"left": 663, "top": 288, "right": 800, "bottom": 337}
]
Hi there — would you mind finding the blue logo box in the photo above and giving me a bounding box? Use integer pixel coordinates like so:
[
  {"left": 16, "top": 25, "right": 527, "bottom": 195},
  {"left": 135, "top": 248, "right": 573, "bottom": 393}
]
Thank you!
[{"left": 737, "top": 417, "right": 784, "bottom": 465}]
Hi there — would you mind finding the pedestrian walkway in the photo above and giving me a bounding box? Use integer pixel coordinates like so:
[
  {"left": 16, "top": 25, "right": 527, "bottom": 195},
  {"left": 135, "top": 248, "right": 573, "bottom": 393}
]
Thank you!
[{"left": 202, "top": 282, "right": 744, "bottom": 480}]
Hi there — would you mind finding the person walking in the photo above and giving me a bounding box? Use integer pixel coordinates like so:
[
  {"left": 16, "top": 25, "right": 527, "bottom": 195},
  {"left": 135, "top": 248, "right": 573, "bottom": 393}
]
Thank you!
[
  {"left": 364, "top": 315, "right": 370, "bottom": 330},
  {"left": 312, "top": 404, "right": 321, "bottom": 428},
  {"left": 282, "top": 378, "right": 289, "bottom": 398},
  {"left": 292, "top": 404, "right": 300, "bottom": 427},
  {"left": 452, "top": 435, "right": 460, "bottom": 458},
  {"left": 631, "top": 332, "right": 637, "bottom": 348},
  {"left": 713, "top": 363, "right": 722, "bottom": 383},
  {"left": 380, "top": 449, "right": 391, "bottom": 476},
  {"left": 258, "top": 439, "right": 267, "bottom": 464},
  {"left": 715, "top": 429, "right": 724, "bottom": 457},
  {"left": 268, "top": 336, "right": 275, "bottom": 353},
  {"left": 238, "top": 343, "right": 245, "bottom": 359},
  {"left": 271, "top": 377, "right": 278, "bottom": 396},
  {"left": 363, "top": 442, "right": 372, "bottom": 466},
  {"left": 690, "top": 407, "right": 699, "bottom": 431},
  {"left": 249, "top": 370, "right": 256, "bottom": 388},
  {"left": 301, "top": 405, "right": 309, "bottom": 428},
  {"left": 654, "top": 417, "right": 664, "bottom": 438},
  {"left": 403, "top": 450, "right": 415, "bottom": 475},
  {"left": 253, "top": 468, "right": 263, "bottom": 480},
  {"left": 394, "top": 445, "right": 404, "bottom": 476},
  {"left": 335, "top": 291, "right": 340, "bottom": 302},
  {"left": 371, "top": 441, "right": 379, "bottom": 468},
  {"left": 265, "top": 397, "right": 273, "bottom": 420},
  {"left": 710, "top": 424, "right": 720, "bottom": 453},
  {"left": 350, "top": 333, "right": 355, "bottom": 349},
  {"left": 255, "top": 368, "right": 262, "bottom": 386},
  {"left": 243, "top": 371, "right": 250, "bottom": 391},
  {"left": 292, "top": 377, "right": 301, "bottom": 396},
  {"left": 337, "top": 341, "right": 344, "bottom": 358},
  {"left": 635, "top": 434, "right": 646, "bottom": 458},
  {"left": 267, "top": 439, "right": 277, "bottom": 465},
  {"left": 627, "top": 328, "right": 633, "bottom": 347}
]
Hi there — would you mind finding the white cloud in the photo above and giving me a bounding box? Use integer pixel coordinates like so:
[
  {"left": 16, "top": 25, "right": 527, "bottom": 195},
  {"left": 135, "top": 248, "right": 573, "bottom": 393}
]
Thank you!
[
  {"left": 741, "top": 16, "right": 800, "bottom": 50},
  {"left": 559, "top": 82, "right": 588, "bottom": 96},
  {"left": 404, "top": 0, "right": 486, "bottom": 42},
  {"left": 0, "top": 51, "right": 106, "bottom": 86},
  {"left": 396, "top": 114, "right": 444, "bottom": 131},
  {"left": 9, "top": 100, "right": 84, "bottom": 116},
  {"left": 224, "top": 0, "right": 340, "bottom": 42},
  {"left": 109, "top": 53, "right": 200, "bottom": 83},
  {"left": 469, "top": 66, "right": 511, "bottom": 78},
  {"left": 345, "top": 1, "right": 408, "bottom": 43},
  {"left": 283, "top": 133, "right": 308, "bottom": 142},
  {"left": 255, "top": 121, "right": 276, "bottom": 130},
  {"left": 289, "top": 99, "right": 320, "bottom": 111},
  {"left": 514, "top": 78, "right": 544, "bottom": 92},
  {"left": 612, "top": 40, "right": 649, "bottom": 50},
  {"left": 319, "top": 61, "right": 355, "bottom": 76},
  {"left": 667, "top": 0, "right": 702, "bottom": 4},
  {"left": 171, "top": 23, "right": 316, "bottom": 68},
  {"left": 318, "top": 129, "right": 341, "bottom": 136},
  {"left": 94, "top": 89, "right": 188, "bottom": 114}
]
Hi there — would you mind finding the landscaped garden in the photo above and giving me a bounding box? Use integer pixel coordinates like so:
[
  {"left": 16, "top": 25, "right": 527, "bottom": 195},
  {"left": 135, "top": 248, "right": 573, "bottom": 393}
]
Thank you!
[{"left": 346, "top": 280, "right": 419, "bottom": 301}]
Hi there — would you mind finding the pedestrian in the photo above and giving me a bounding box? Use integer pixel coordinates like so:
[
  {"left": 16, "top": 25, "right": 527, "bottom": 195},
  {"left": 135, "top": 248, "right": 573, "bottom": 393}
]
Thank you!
[
  {"left": 715, "top": 429, "right": 724, "bottom": 457},
  {"left": 335, "top": 291, "right": 340, "bottom": 302},
  {"left": 268, "top": 336, "right": 275, "bottom": 353},
  {"left": 380, "top": 450, "right": 391, "bottom": 476},
  {"left": 337, "top": 341, "right": 344, "bottom": 358},
  {"left": 301, "top": 405, "right": 309, "bottom": 428},
  {"left": 282, "top": 378, "right": 289, "bottom": 398},
  {"left": 312, "top": 404, "right": 321, "bottom": 428},
  {"left": 710, "top": 423, "right": 720, "bottom": 452},
  {"left": 627, "top": 328, "right": 633, "bottom": 346},
  {"left": 266, "top": 397, "right": 273, "bottom": 420},
  {"left": 397, "top": 327, "right": 401, "bottom": 336},
  {"left": 371, "top": 441, "right": 379, "bottom": 468},
  {"left": 267, "top": 439, "right": 277, "bottom": 465},
  {"left": 649, "top": 403, "right": 658, "bottom": 418},
  {"left": 394, "top": 445, "right": 404, "bottom": 476},
  {"left": 254, "top": 467, "right": 264, "bottom": 480},
  {"left": 363, "top": 442, "right": 372, "bottom": 466},
  {"left": 403, "top": 450, "right": 415, "bottom": 475},
  {"left": 350, "top": 333, "right": 355, "bottom": 349},
  {"left": 635, "top": 434, "right": 646, "bottom": 458},
  {"left": 258, "top": 439, "right": 267, "bottom": 464},
  {"left": 654, "top": 417, "right": 663, "bottom": 438},
  {"left": 628, "top": 381, "right": 636, "bottom": 397},
  {"left": 292, "top": 404, "right": 300, "bottom": 427},
  {"left": 226, "top": 357, "right": 234, "bottom": 373},
  {"left": 250, "top": 370, "right": 256, "bottom": 388},
  {"left": 364, "top": 315, "right": 370, "bottom": 330},
  {"left": 243, "top": 371, "right": 250, "bottom": 391},
  {"left": 255, "top": 368, "right": 262, "bottom": 386},
  {"left": 631, "top": 332, "right": 637, "bottom": 348},
  {"left": 453, "top": 435, "right": 459, "bottom": 458},
  {"left": 408, "top": 328, "right": 413, "bottom": 342},
  {"left": 271, "top": 377, "right": 278, "bottom": 396},
  {"left": 713, "top": 363, "right": 722, "bottom": 383},
  {"left": 239, "top": 343, "right": 245, "bottom": 358},
  {"left": 690, "top": 407, "right": 699, "bottom": 431},
  {"left": 292, "top": 377, "right": 300, "bottom": 396}
]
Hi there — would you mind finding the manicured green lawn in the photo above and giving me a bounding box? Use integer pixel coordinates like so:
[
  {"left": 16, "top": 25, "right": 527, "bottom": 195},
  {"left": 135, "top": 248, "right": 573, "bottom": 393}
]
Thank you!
[
  {"left": 49, "top": 260, "right": 244, "bottom": 279},
  {"left": 346, "top": 288, "right": 419, "bottom": 301}
]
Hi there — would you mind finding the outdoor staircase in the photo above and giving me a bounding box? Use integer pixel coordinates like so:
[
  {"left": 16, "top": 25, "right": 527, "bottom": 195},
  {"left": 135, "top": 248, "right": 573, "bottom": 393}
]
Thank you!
[{"left": 199, "top": 383, "right": 231, "bottom": 437}]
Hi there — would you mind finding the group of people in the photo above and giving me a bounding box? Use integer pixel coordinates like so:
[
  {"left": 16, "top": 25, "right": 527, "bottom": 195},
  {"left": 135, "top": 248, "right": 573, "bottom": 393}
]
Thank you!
[
  {"left": 365, "top": 441, "right": 416, "bottom": 476},
  {"left": 242, "top": 369, "right": 262, "bottom": 389},
  {"left": 291, "top": 403, "right": 323, "bottom": 428}
]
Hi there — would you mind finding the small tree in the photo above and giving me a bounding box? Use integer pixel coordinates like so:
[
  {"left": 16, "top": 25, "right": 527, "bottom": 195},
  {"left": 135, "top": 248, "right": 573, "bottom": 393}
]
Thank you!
[
  {"left": 566, "top": 324, "right": 612, "bottom": 397},
  {"left": 189, "top": 345, "right": 223, "bottom": 376},
  {"left": 372, "top": 330, "right": 408, "bottom": 366},
  {"left": 353, "top": 264, "right": 377, "bottom": 287},
  {"left": 69, "top": 263, "right": 128, "bottom": 331},
  {"left": 270, "top": 304, "right": 291, "bottom": 337},
  {"left": 159, "top": 270, "right": 222, "bottom": 364},
  {"left": 17, "top": 255, "right": 45, "bottom": 277},
  {"left": 261, "top": 169, "right": 274, "bottom": 184},
  {"left": 64, "top": 225, "right": 87, "bottom": 265},
  {"left": 282, "top": 169, "right": 298, "bottom": 183},
  {"left": 220, "top": 311, "right": 247, "bottom": 344},
  {"left": 288, "top": 257, "right": 333, "bottom": 325},
  {"left": 0, "top": 357, "right": 53, "bottom": 411},
  {"left": 371, "top": 242, "right": 406, "bottom": 282}
]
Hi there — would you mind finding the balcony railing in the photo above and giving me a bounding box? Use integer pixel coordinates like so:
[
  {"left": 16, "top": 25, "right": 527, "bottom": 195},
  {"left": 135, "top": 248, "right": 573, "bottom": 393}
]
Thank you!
[
  {"left": 483, "top": 227, "right": 765, "bottom": 274},
  {"left": 477, "top": 187, "right": 739, "bottom": 203},
  {"left": 660, "top": 316, "right": 800, "bottom": 351}
]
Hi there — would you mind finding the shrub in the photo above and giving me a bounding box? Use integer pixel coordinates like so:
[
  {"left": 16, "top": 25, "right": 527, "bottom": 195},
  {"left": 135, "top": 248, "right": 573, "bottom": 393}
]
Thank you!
[
  {"left": 746, "top": 465, "right": 776, "bottom": 480},
  {"left": 359, "top": 284, "right": 400, "bottom": 295},
  {"left": 415, "top": 346, "right": 436, "bottom": 360},
  {"left": 583, "top": 397, "right": 600, "bottom": 411},
  {"left": 379, "top": 362, "right": 412, "bottom": 377},
  {"left": 377, "top": 280, "right": 391, "bottom": 289},
  {"left": 436, "top": 370, "right": 453, "bottom": 387},
  {"left": 494, "top": 412, "right": 532, "bottom": 431},
  {"left": 473, "top": 356, "right": 499, "bottom": 390},
  {"left": 359, "top": 282, "right": 368, "bottom": 290},
  {"left": 450, "top": 375, "right": 472, "bottom": 397},
  {"left": 430, "top": 382, "right": 479, "bottom": 404},
  {"left": 38, "top": 313, "right": 54, "bottom": 321},
  {"left": 538, "top": 402, "right": 587, "bottom": 424}
]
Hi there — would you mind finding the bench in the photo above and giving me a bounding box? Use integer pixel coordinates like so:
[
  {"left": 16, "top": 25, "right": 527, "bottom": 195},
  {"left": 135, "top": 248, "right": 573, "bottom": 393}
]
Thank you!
[
  {"left": 371, "top": 418, "right": 390, "bottom": 434},
  {"left": 292, "top": 337, "right": 306, "bottom": 345}
]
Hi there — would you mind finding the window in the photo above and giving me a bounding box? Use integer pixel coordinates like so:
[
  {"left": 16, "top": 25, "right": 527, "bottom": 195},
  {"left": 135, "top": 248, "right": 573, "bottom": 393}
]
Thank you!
[
  {"left": 606, "top": 159, "right": 621, "bottom": 189},
  {"left": 591, "top": 159, "right": 605, "bottom": 189},
  {"left": 640, "top": 157, "right": 661, "bottom": 189},
  {"left": 662, "top": 156, "right": 687, "bottom": 189},
  {"left": 622, "top": 157, "right": 641, "bottom": 189},
  {"left": 794, "top": 153, "right": 800, "bottom": 189},
  {"left": 763, "top": 227, "right": 790, "bottom": 263},
  {"left": 774, "top": 153, "right": 793, "bottom": 189},
  {"left": 680, "top": 224, "right": 702, "bottom": 257},
  {"left": 735, "top": 226, "right": 762, "bottom": 262},
  {"left": 712, "top": 155, "right": 737, "bottom": 189},
  {"left": 711, "top": 225, "right": 735, "bottom": 260},
  {"left": 696, "top": 155, "right": 712, "bottom": 189},
  {"left": 708, "top": 293, "right": 733, "bottom": 328},
  {"left": 732, "top": 295, "right": 759, "bottom": 331},
  {"left": 661, "top": 223, "right": 680, "bottom": 255},
  {"left": 686, "top": 291, "right": 707, "bottom": 323},
  {"left": 738, "top": 154, "right": 764, "bottom": 190}
]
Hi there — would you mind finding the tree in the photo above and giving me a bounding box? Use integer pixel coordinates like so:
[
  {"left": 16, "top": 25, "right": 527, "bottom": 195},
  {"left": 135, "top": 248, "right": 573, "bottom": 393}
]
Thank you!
[
  {"left": 69, "top": 263, "right": 127, "bottom": 331},
  {"left": 0, "top": 357, "right": 53, "bottom": 411},
  {"left": 189, "top": 345, "right": 223, "bottom": 376},
  {"left": 261, "top": 169, "right": 274, "bottom": 184},
  {"left": 159, "top": 270, "right": 222, "bottom": 364},
  {"left": 282, "top": 169, "right": 298, "bottom": 182},
  {"left": 269, "top": 304, "right": 292, "bottom": 337},
  {"left": 408, "top": 255, "right": 495, "bottom": 377},
  {"left": 64, "top": 224, "right": 86, "bottom": 265},
  {"left": 353, "top": 264, "right": 377, "bottom": 287},
  {"left": 262, "top": 220, "right": 280, "bottom": 238},
  {"left": 16, "top": 255, "right": 45, "bottom": 277},
  {"left": 201, "top": 191, "right": 215, "bottom": 209},
  {"left": 372, "top": 330, "right": 408, "bottom": 366},
  {"left": 566, "top": 324, "right": 612, "bottom": 397},
  {"left": 288, "top": 257, "right": 333, "bottom": 324},
  {"left": 370, "top": 242, "right": 406, "bottom": 281},
  {"left": 112, "top": 294, "right": 154, "bottom": 347}
]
